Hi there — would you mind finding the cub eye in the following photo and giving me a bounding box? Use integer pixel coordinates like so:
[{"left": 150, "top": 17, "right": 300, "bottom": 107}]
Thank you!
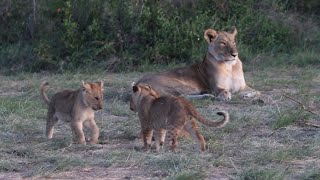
[{"left": 95, "top": 97, "right": 99, "bottom": 100}]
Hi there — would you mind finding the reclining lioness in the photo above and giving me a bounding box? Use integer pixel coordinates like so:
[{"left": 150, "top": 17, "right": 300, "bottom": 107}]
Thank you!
[
  {"left": 40, "top": 81, "right": 103, "bottom": 144},
  {"left": 134, "top": 26, "right": 259, "bottom": 101}
]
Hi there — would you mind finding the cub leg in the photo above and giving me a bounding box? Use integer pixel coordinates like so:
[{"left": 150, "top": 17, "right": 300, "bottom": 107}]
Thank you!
[
  {"left": 159, "top": 128, "right": 166, "bottom": 148},
  {"left": 142, "top": 128, "right": 153, "bottom": 151},
  {"left": 85, "top": 119, "right": 100, "bottom": 144},
  {"left": 71, "top": 121, "right": 86, "bottom": 144},
  {"left": 154, "top": 128, "right": 166, "bottom": 152},
  {"left": 153, "top": 129, "right": 161, "bottom": 151},
  {"left": 185, "top": 120, "right": 206, "bottom": 152},
  {"left": 165, "top": 125, "right": 180, "bottom": 152},
  {"left": 46, "top": 111, "right": 58, "bottom": 139}
]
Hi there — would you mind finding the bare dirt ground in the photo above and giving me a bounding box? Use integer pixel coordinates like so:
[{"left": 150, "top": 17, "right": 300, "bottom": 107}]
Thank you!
[{"left": 0, "top": 66, "right": 319, "bottom": 180}]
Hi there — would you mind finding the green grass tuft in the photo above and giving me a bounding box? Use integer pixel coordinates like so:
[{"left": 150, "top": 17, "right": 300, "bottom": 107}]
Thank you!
[
  {"left": 273, "top": 109, "right": 310, "bottom": 130},
  {"left": 237, "top": 168, "right": 285, "bottom": 180},
  {"left": 0, "top": 160, "right": 24, "bottom": 172},
  {"left": 168, "top": 171, "right": 207, "bottom": 180},
  {"left": 302, "top": 172, "right": 320, "bottom": 180}
]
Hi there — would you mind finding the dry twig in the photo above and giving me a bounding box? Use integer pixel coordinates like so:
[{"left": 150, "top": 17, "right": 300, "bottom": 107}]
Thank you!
[
  {"left": 282, "top": 94, "right": 320, "bottom": 116},
  {"left": 305, "top": 122, "right": 320, "bottom": 128},
  {"left": 229, "top": 157, "right": 239, "bottom": 173}
]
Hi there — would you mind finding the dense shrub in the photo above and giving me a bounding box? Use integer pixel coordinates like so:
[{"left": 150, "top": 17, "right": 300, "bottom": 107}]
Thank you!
[{"left": 0, "top": 0, "right": 319, "bottom": 72}]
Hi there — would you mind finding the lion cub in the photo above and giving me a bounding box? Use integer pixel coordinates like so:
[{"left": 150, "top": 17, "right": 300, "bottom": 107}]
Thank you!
[
  {"left": 131, "top": 84, "right": 229, "bottom": 152},
  {"left": 40, "top": 81, "right": 104, "bottom": 144}
]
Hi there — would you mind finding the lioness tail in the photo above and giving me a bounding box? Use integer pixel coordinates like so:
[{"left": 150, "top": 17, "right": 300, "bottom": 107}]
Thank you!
[{"left": 40, "top": 81, "right": 50, "bottom": 105}]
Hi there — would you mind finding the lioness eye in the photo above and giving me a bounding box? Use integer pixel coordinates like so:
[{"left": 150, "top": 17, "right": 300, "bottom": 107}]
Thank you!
[
  {"left": 220, "top": 42, "right": 226, "bottom": 46},
  {"left": 95, "top": 97, "right": 99, "bottom": 100}
]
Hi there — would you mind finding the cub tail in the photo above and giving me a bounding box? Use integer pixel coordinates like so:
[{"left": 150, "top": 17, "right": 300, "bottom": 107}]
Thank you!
[
  {"left": 40, "top": 81, "right": 50, "bottom": 105},
  {"left": 193, "top": 110, "right": 229, "bottom": 128}
]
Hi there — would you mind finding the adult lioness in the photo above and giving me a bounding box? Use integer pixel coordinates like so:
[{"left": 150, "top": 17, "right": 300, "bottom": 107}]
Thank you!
[
  {"left": 131, "top": 84, "right": 229, "bottom": 152},
  {"left": 135, "top": 26, "right": 259, "bottom": 101},
  {"left": 40, "top": 81, "right": 103, "bottom": 144}
]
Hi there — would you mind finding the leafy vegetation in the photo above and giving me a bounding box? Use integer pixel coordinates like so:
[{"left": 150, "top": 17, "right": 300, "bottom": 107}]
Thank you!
[{"left": 1, "top": 0, "right": 319, "bottom": 72}]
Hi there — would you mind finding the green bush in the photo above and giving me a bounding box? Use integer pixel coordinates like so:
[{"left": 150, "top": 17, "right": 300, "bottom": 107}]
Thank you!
[{"left": 0, "top": 0, "right": 319, "bottom": 72}]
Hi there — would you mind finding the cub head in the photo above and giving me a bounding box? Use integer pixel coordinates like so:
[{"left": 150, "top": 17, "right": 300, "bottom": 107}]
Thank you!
[
  {"left": 204, "top": 26, "right": 238, "bottom": 63},
  {"left": 81, "top": 81, "right": 104, "bottom": 110},
  {"left": 130, "top": 83, "right": 159, "bottom": 112}
]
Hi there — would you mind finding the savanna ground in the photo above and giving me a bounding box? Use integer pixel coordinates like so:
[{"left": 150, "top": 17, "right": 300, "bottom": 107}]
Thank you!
[{"left": 0, "top": 64, "right": 319, "bottom": 180}]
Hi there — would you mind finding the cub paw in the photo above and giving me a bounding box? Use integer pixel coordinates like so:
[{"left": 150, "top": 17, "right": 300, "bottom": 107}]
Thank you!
[
  {"left": 77, "top": 140, "right": 86, "bottom": 145},
  {"left": 74, "top": 138, "right": 86, "bottom": 145},
  {"left": 88, "top": 140, "right": 99, "bottom": 145},
  {"left": 143, "top": 144, "right": 152, "bottom": 151}
]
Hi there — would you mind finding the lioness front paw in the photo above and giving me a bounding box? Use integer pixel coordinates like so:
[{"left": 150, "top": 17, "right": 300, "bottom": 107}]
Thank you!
[
  {"left": 239, "top": 91, "right": 260, "bottom": 99},
  {"left": 217, "top": 91, "right": 231, "bottom": 101}
]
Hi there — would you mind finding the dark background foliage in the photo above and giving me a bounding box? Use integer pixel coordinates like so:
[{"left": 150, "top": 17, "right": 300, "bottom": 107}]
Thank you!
[{"left": 0, "top": 0, "right": 319, "bottom": 72}]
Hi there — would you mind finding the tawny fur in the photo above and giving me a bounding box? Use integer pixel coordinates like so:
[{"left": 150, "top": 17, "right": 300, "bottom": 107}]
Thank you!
[
  {"left": 40, "top": 81, "right": 104, "bottom": 144},
  {"left": 131, "top": 84, "right": 229, "bottom": 152},
  {"left": 134, "top": 26, "right": 259, "bottom": 102}
]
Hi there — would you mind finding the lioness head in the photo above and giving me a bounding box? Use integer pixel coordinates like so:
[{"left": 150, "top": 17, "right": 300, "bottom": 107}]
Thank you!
[
  {"left": 204, "top": 26, "right": 238, "bottom": 62},
  {"left": 81, "top": 81, "right": 104, "bottom": 110},
  {"left": 130, "top": 83, "right": 159, "bottom": 112}
]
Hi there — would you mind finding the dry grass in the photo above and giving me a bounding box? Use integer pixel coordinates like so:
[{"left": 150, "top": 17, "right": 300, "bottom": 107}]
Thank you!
[{"left": 0, "top": 65, "right": 319, "bottom": 179}]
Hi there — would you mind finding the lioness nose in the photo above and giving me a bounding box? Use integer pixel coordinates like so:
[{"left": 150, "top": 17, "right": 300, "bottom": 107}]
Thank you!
[{"left": 231, "top": 52, "right": 238, "bottom": 57}]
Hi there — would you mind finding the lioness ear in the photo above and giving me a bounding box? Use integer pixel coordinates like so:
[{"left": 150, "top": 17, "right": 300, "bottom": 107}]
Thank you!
[
  {"left": 228, "top": 26, "right": 237, "bottom": 36},
  {"left": 132, "top": 85, "right": 139, "bottom": 92},
  {"left": 204, "top": 29, "right": 217, "bottom": 43},
  {"left": 150, "top": 89, "right": 159, "bottom": 98},
  {"left": 145, "top": 84, "right": 152, "bottom": 90}
]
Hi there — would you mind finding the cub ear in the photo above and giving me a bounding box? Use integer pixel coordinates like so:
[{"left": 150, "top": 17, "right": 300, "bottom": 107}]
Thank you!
[
  {"left": 204, "top": 28, "right": 217, "bottom": 43},
  {"left": 96, "top": 80, "right": 103, "bottom": 87},
  {"left": 97, "top": 81, "right": 104, "bottom": 91},
  {"left": 81, "top": 81, "right": 91, "bottom": 91},
  {"left": 81, "top": 81, "right": 86, "bottom": 90},
  {"left": 131, "top": 82, "right": 136, "bottom": 87},
  {"left": 228, "top": 26, "right": 237, "bottom": 36},
  {"left": 132, "top": 85, "right": 139, "bottom": 92}
]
